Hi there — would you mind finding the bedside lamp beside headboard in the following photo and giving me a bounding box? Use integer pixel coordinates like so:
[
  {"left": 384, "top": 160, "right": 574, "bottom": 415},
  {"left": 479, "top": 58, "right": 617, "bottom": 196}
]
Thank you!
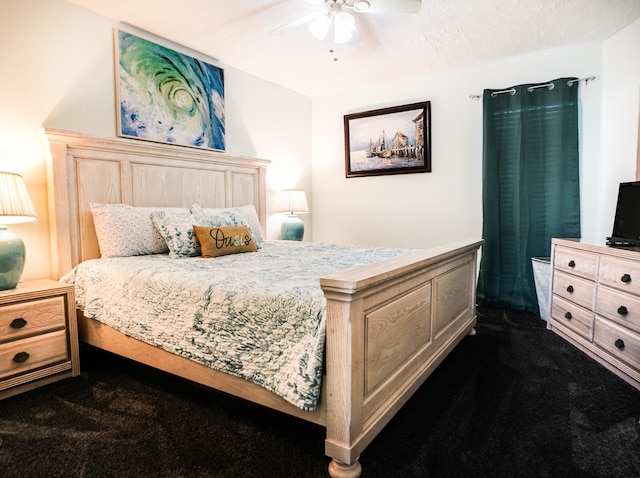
[
  {"left": 0, "top": 172, "right": 37, "bottom": 290},
  {"left": 276, "top": 189, "right": 309, "bottom": 241}
]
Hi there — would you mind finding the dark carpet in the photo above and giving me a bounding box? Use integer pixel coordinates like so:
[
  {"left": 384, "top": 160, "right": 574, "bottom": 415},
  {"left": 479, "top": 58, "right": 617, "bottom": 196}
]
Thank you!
[{"left": 1, "top": 307, "right": 639, "bottom": 478}]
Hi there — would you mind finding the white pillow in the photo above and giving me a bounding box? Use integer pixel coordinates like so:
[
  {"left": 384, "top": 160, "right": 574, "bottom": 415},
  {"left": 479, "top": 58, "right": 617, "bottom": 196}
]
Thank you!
[
  {"left": 191, "top": 204, "right": 264, "bottom": 247},
  {"left": 151, "top": 209, "right": 246, "bottom": 258},
  {"left": 90, "top": 203, "right": 190, "bottom": 257}
]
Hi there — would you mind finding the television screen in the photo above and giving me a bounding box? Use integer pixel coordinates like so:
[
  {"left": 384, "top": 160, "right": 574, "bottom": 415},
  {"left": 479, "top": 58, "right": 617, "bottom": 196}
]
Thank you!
[{"left": 609, "top": 181, "right": 640, "bottom": 246}]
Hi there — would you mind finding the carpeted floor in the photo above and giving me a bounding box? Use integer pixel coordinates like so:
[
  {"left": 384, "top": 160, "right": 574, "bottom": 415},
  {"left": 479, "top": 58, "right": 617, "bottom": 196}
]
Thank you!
[{"left": 1, "top": 306, "right": 639, "bottom": 477}]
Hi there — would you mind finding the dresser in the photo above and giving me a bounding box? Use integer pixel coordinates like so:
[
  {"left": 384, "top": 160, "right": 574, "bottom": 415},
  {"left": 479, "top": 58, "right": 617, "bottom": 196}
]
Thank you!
[
  {"left": 0, "top": 279, "right": 80, "bottom": 399},
  {"left": 549, "top": 238, "right": 640, "bottom": 391}
]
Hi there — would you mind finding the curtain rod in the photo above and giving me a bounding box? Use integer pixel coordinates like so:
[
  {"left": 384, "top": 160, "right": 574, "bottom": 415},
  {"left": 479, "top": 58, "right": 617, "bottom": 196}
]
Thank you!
[{"left": 469, "top": 76, "right": 596, "bottom": 100}]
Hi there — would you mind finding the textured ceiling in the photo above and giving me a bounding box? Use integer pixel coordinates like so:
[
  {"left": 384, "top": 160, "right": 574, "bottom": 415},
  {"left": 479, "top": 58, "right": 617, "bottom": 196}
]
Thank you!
[{"left": 67, "top": 0, "right": 640, "bottom": 97}]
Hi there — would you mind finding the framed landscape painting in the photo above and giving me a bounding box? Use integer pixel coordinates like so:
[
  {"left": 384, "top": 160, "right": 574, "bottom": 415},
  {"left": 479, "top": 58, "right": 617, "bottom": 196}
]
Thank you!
[
  {"left": 344, "top": 101, "right": 431, "bottom": 178},
  {"left": 115, "top": 30, "right": 225, "bottom": 151}
]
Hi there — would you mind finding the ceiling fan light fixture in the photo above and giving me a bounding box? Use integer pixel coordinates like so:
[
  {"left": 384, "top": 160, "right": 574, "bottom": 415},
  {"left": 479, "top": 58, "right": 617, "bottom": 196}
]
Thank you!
[
  {"left": 333, "top": 11, "right": 356, "bottom": 44},
  {"left": 353, "top": 1, "right": 370, "bottom": 12},
  {"left": 309, "top": 14, "right": 332, "bottom": 41}
]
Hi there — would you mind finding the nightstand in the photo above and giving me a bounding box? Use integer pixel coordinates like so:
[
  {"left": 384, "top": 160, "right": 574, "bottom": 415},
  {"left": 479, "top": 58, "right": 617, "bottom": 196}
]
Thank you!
[{"left": 0, "top": 279, "right": 79, "bottom": 399}]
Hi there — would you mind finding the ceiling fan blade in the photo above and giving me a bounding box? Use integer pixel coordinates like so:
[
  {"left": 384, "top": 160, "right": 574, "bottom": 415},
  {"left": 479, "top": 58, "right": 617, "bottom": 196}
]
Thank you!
[
  {"left": 363, "top": 0, "right": 422, "bottom": 14},
  {"left": 269, "top": 11, "right": 323, "bottom": 35}
]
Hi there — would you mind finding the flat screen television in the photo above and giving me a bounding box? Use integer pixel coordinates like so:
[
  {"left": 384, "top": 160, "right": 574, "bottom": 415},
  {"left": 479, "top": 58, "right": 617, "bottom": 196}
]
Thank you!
[{"left": 607, "top": 180, "right": 640, "bottom": 247}]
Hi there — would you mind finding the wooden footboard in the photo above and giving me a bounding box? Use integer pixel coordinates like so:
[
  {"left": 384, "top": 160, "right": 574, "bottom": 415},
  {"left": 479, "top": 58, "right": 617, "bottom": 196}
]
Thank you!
[{"left": 321, "top": 240, "right": 481, "bottom": 477}]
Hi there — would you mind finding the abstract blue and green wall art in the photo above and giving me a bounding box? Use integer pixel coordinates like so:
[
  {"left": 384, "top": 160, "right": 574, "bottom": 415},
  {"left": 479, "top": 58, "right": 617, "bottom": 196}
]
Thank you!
[{"left": 116, "top": 30, "right": 225, "bottom": 151}]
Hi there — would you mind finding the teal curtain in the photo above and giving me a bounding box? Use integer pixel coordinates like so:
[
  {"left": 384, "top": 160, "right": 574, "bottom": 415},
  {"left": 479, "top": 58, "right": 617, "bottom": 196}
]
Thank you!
[{"left": 477, "top": 78, "right": 581, "bottom": 312}]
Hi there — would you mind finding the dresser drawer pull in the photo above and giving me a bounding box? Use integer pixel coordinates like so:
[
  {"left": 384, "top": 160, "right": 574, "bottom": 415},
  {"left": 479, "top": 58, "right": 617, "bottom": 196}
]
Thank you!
[
  {"left": 614, "top": 339, "right": 625, "bottom": 350},
  {"left": 568, "top": 260, "right": 576, "bottom": 268},
  {"left": 12, "top": 351, "right": 30, "bottom": 363},
  {"left": 9, "top": 317, "right": 27, "bottom": 328},
  {"left": 566, "top": 285, "right": 574, "bottom": 293},
  {"left": 564, "top": 312, "right": 572, "bottom": 320},
  {"left": 617, "top": 306, "right": 629, "bottom": 316},
  {"left": 621, "top": 273, "right": 632, "bottom": 283}
]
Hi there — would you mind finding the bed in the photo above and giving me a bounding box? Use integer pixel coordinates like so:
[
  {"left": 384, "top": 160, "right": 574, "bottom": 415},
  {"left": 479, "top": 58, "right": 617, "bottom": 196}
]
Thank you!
[{"left": 45, "top": 128, "right": 482, "bottom": 478}]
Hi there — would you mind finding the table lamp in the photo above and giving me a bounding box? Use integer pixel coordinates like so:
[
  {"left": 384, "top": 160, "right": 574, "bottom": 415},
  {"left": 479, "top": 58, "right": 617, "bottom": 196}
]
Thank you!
[
  {"left": 276, "top": 189, "right": 309, "bottom": 241},
  {"left": 0, "top": 172, "right": 37, "bottom": 290}
]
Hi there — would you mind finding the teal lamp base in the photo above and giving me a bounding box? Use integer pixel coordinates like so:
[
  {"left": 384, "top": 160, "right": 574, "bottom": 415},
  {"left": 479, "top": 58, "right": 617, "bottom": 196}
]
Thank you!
[
  {"left": 281, "top": 215, "right": 304, "bottom": 241},
  {"left": 0, "top": 226, "right": 26, "bottom": 290}
]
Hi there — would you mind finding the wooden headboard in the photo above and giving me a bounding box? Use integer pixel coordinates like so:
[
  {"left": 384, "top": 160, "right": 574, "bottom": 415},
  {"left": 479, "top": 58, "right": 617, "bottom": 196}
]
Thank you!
[{"left": 45, "top": 129, "right": 270, "bottom": 279}]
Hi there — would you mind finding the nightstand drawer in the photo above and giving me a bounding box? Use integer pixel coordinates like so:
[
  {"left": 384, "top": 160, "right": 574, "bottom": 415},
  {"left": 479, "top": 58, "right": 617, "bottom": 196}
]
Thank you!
[
  {"left": 0, "top": 330, "right": 68, "bottom": 380},
  {"left": 0, "top": 296, "right": 66, "bottom": 342}
]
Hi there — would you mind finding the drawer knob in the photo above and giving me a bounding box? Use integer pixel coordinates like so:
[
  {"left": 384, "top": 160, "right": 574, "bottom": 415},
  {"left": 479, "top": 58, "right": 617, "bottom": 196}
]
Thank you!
[
  {"left": 568, "top": 260, "right": 576, "bottom": 267},
  {"left": 9, "top": 317, "right": 27, "bottom": 329},
  {"left": 12, "top": 351, "right": 30, "bottom": 363},
  {"left": 621, "top": 273, "right": 632, "bottom": 283},
  {"left": 564, "top": 312, "right": 572, "bottom": 320},
  {"left": 614, "top": 339, "right": 625, "bottom": 350},
  {"left": 617, "top": 306, "right": 629, "bottom": 316},
  {"left": 566, "top": 285, "right": 574, "bottom": 293}
]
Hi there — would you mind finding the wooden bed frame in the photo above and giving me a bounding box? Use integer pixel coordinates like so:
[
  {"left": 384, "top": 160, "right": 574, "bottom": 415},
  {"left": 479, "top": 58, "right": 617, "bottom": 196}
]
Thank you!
[{"left": 45, "top": 128, "right": 482, "bottom": 478}]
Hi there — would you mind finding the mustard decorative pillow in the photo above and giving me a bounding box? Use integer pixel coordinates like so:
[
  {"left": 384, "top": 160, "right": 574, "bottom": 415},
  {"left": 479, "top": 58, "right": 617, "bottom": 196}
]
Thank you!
[
  {"left": 193, "top": 225, "right": 258, "bottom": 258},
  {"left": 191, "top": 204, "right": 265, "bottom": 248}
]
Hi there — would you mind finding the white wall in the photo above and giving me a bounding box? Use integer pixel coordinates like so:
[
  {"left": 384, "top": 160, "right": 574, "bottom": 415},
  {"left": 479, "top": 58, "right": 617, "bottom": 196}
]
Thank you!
[
  {"left": 597, "top": 17, "right": 640, "bottom": 240},
  {"left": 310, "top": 18, "right": 640, "bottom": 251},
  {"left": 1, "top": 0, "right": 312, "bottom": 281},
  {"left": 310, "top": 43, "right": 605, "bottom": 249}
]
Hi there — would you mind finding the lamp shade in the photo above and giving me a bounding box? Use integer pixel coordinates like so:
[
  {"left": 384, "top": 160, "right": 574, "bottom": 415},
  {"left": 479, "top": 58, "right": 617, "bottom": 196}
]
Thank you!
[
  {"left": 276, "top": 189, "right": 309, "bottom": 215},
  {"left": 0, "top": 172, "right": 36, "bottom": 290},
  {"left": 0, "top": 172, "right": 37, "bottom": 224}
]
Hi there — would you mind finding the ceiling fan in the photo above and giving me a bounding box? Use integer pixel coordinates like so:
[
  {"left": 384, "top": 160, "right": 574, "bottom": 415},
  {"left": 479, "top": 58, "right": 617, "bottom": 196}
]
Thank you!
[{"left": 271, "top": 0, "right": 422, "bottom": 45}]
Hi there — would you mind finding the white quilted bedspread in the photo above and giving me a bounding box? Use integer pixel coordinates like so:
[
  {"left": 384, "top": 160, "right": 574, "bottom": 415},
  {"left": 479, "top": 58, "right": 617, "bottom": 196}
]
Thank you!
[{"left": 62, "top": 241, "right": 413, "bottom": 410}]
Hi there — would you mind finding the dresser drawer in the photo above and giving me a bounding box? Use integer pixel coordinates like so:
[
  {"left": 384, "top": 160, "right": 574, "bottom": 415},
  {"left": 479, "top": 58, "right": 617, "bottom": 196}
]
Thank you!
[
  {"left": 596, "top": 285, "right": 640, "bottom": 333},
  {"left": 554, "top": 246, "right": 598, "bottom": 281},
  {"left": 594, "top": 317, "right": 640, "bottom": 372},
  {"left": 0, "top": 296, "right": 66, "bottom": 342},
  {"left": 552, "top": 270, "right": 595, "bottom": 310},
  {"left": 551, "top": 295, "right": 594, "bottom": 340},
  {"left": 599, "top": 255, "right": 640, "bottom": 297},
  {"left": 0, "top": 330, "right": 68, "bottom": 380}
]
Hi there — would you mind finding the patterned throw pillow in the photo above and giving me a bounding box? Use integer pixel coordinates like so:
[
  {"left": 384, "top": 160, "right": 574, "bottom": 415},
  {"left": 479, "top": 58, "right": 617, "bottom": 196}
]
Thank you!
[
  {"left": 90, "top": 203, "right": 191, "bottom": 257},
  {"left": 193, "top": 225, "right": 258, "bottom": 258},
  {"left": 191, "top": 204, "right": 264, "bottom": 248},
  {"left": 151, "top": 210, "right": 245, "bottom": 258}
]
